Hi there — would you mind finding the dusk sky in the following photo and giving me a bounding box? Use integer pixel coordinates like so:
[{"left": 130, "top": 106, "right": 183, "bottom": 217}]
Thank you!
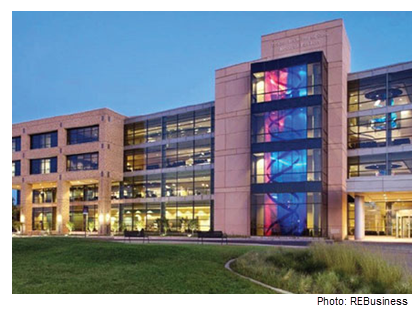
[{"left": 12, "top": 11, "right": 412, "bottom": 123}]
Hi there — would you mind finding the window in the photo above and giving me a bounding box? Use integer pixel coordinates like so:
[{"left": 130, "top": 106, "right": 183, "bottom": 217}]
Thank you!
[
  {"left": 390, "top": 110, "right": 412, "bottom": 146},
  {"left": 67, "top": 125, "right": 99, "bottom": 145},
  {"left": 146, "top": 174, "right": 161, "bottom": 198},
  {"left": 125, "top": 122, "right": 146, "bottom": 146},
  {"left": 252, "top": 149, "right": 321, "bottom": 183},
  {"left": 12, "top": 137, "right": 21, "bottom": 152},
  {"left": 252, "top": 106, "right": 322, "bottom": 143},
  {"left": 164, "top": 172, "right": 177, "bottom": 197},
  {"left": 32, "top": 207, "right": 56, "bottom": 231},
  {"left": 348, "top": 75, "right": 387, "bottom": 112},
  {"left": 348, "top": 110, "right": 412, "bottom": 149},
  {"left": 164, "top": 143, "right": 178, "bottom": 168},
  {"left": 177, "top": 112, "right": 195, "bottom": 138},
  {"left": 165, "top": 115, "right": 178, "bottom": 139},
  {"left": 30, "top": 157, "right": 57, "bottom": 175},
  {"left": 30, "top": 131, "right": 58, "bottom": 149},
  {"left": 388, "top": 151, "right": 412, "bottom": 175},
  {"left": 147, "top": 119, "right": 162, "bottom": 143},
  {"left": 178, "top": 171, "right": 194, "bottom": 197},
  {"left": 70, "top": 184, "right": 99, "bottom": 202},
  {"left": 252, "top": 63, "right": 322, "bottom": 103},
  {"left": 33, "top": 188, "right": 56, "bottom": 204},
  {"left": 194, "top": 169, "right": 211, "bottom": 195},
  {"left": 348, "top": 154, "right": 386, "bottom": 177},
  {"left": 195, "top": 108, "right": 213, "bottom": 135},
  {"left": 146, "top": 146, "right": 162, "bottom": 170},
  {"left": 348, "top": 70, "right": 412, "bottom": 112},
  {"left": 12, "top": 160, "right": 21, "bottom": 177},
  {"left": 348, "top": 114, "right": 388, "bottom": 149},
  {"left": 124, "top": 149, "right": 145, "bottom": 172},
  {"left": 67, "top": 152, "right": 98, "bottom": 171},
  {"left": 69, "top": 205, "right": 98, "bottom": 232},
  {"left": 194, "top": 139, "right": 212, "bottom": 165},
  {"left": 251, "top": 192, "right": 323, "bottom": 236},
  {"left": 389, "top": 69, "right": 412, "bottom": 106}
]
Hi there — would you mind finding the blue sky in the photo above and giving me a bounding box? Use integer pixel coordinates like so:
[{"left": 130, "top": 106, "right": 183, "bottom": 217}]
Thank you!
[{"left": 12, "top": 12, "right": 412, "bottom": 123}]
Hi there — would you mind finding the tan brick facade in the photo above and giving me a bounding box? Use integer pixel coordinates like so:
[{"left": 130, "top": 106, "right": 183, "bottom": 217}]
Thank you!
[{"left": 12, "top": 108, "right": 125, "bottom": 235}]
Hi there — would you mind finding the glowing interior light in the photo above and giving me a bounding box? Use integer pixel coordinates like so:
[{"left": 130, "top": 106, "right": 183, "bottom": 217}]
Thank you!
[{"left": 374, "top": 99, "right": 381, "bottom": 106}]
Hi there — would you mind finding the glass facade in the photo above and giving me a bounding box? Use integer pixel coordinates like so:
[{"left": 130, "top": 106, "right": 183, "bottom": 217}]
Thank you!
[
  {"left": 67, "top": 152, "right": 99, "bottom": 171},
  {"left": 124, "top": 108, "right": 213, "bottom": 146},
  {"left": 12, "top": 160, "right": 21, "bottom": 177},
  {"left": 67, "top": 125, "right": 99, "bottom": 145},
  {"left": 348, "top": 110, "right": 412, "bottom": 149},
  {"left": 252, "top": 149, "right": 322, "bottom": 183},
  {"left": 12, "top": 137, "right": 21, "bottom": 152},
  {"left": 252, "top": 192, "right": 322, "bottom": 236},
  {"left": 120, "top": 107, "right": 214, "bottom": 233},
  {"left": 119, "top": 170, "right": 212, "bottom": 199},
  {"left": 252, "top": 63, "right": 322, "bottom": 103},
  {"left": 251, "top": 52, "right": 327, "bottom": 237},
  {"left": 348, "top": 69, "right": 412, "bottom": 112},
  {"left": 30, "top": 157, "right": 57, "bottom": 175},
  {"left": 252, "top": 106, "right": 322, "bottom": 143},
  {"left": 124, "top": 140, "right": 213, "bottom": 172},
  {"left": 348, "top": 151, "right": 412, "bottom": 177},
  {"left": 348, "top": 199, "right": 412, "bottom": 238},
  {"left": 110, "top": 200, "right": 212, "bottom": 232}
]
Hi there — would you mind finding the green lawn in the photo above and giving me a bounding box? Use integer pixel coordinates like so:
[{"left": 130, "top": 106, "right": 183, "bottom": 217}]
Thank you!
[{"left": 12, "top": 237, "right": 274, "bottom": 294}]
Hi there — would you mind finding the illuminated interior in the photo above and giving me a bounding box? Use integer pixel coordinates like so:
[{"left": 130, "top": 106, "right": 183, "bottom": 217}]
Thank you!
[{"left": 252, "top": 63, "right": 321, "bottom": 103}]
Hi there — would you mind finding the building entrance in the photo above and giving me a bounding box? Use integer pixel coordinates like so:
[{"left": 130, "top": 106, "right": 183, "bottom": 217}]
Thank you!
[{"left": 396, "top": 211, "right": 412, "bottom": 238}]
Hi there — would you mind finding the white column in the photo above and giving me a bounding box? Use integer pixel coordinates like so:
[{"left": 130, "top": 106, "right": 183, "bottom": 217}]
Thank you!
[{"left": 354, "top": 195, "right": 365, "bottom": 240}]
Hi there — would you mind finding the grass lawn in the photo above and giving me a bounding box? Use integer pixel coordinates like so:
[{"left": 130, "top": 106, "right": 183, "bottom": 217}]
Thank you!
[
  {"left": 12, "top": 237, "right": 274, "bottom": 294},
  {"left": 232, "top": 243, "right": 412, "bottom": 294}
]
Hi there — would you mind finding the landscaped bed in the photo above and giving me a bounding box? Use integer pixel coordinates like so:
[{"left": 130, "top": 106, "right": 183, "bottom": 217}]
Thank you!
[{"left": 231, "top": 243, "right": 412, "bottom": 294}]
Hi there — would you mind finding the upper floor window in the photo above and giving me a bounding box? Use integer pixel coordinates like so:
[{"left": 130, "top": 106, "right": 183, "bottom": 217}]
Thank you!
[
  {"left": 252, "top": 63, "right": 322, "bottom": 103},
  {"left": 348, "top": 109, "right": 412, "bottom": 149},
  {"left": 12, "top": 137, "right": 21, "bottom": 152},
  {"left": 67, "top": 125, "right": 99, "bottom": 145},
  {"left": 124, "top": 108, "right": 213, "bottom": 146},
  {"left": 348, "top": 152, "right": 412, "bottom": 177},
  {"left": 67, "top": 152, "right": 98, "bottom": 171},
  {"left": 30, "top": 157, "right": 57, "bottom": 175},
  {"left": 30, "top": 131, "right": 58, "bottom": 149},
  {"left": 348, "top": 69, "right": 412, "bottom": 112},
  {"left": 252, "top": 106, "right": 322, "bottom": 143},
  {"left": 389, "top": 69, "right": 412, "bottom": 106},
  {"left": 12, "top": 160, "right": 21, "bottom": 177},
  {"left": 252, "top": 149, "right": 322, "bottom": 184}
]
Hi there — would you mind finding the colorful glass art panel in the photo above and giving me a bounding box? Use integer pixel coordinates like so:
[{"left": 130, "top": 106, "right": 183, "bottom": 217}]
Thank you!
[{"left": 264, "top": 193, "right": 307, "bottom": 236}]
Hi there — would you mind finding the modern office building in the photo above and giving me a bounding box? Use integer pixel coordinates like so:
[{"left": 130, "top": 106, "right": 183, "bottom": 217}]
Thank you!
[{"left": 12, "top": 19, "right": 412, "bottom": 240}]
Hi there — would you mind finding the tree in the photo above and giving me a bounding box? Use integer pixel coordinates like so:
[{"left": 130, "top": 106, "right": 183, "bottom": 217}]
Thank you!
[{"left": 12, "top": 198, "right": 22, "bottom": 233}]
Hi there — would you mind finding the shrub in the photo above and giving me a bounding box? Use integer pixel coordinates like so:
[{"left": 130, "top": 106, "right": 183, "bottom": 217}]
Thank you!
[{"left": 232, "top": 243, "right": 412, "bottom": 294}]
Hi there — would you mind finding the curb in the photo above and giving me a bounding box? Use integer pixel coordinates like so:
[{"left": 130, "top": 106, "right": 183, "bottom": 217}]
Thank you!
[{"left": 225, "top": 259, "right": 293, "bottom": 294}]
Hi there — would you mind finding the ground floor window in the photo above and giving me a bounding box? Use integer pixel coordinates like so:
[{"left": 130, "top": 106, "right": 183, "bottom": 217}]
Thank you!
[
  {"left": 32, "top": 207, "right": 56, "bottom": 231},
  {"left": 69, "top": 205, "right": 98, "bottom": 232},
  {"left": 251, "top": 192, "right": 325, "bottom": 236},
  {"left": 111, "top": 200, "right": 212, "bottom": 233}
]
